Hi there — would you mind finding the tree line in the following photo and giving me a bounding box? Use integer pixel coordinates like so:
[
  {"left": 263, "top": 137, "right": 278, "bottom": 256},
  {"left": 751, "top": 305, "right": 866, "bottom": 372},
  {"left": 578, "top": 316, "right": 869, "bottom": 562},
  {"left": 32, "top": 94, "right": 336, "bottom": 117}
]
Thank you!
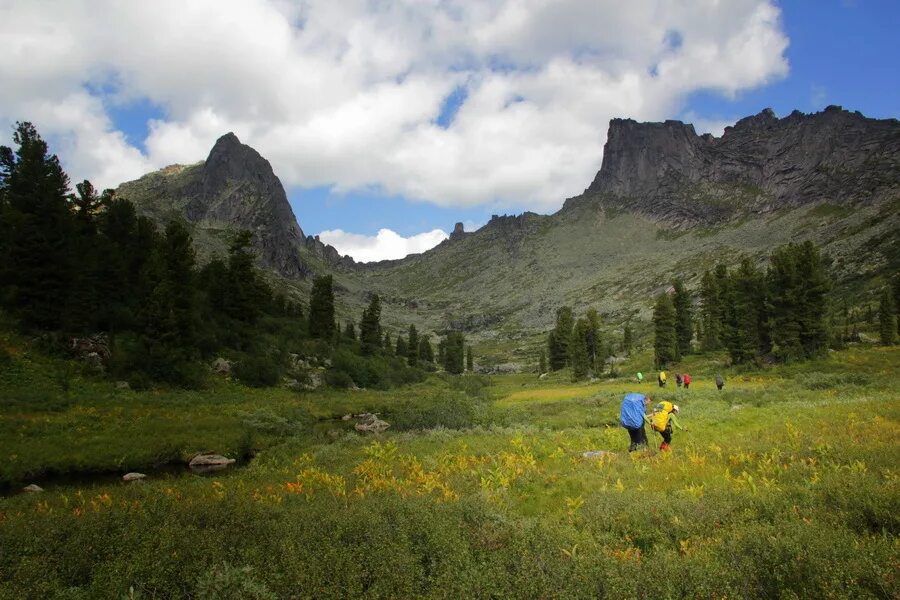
[{"left": 0, "top": 122, "right": 474, "bottom": 389}]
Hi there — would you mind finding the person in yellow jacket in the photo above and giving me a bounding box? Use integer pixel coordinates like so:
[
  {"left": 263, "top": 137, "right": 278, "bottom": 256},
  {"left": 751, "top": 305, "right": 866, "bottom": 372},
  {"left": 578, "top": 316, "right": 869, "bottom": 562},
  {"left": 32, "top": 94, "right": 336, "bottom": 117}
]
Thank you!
[
  {"left": 649, "top": 401, "right": 687, "bottom": 451},
  {"left": 657, "top": 371, "right": 667, "bottom": 388}
]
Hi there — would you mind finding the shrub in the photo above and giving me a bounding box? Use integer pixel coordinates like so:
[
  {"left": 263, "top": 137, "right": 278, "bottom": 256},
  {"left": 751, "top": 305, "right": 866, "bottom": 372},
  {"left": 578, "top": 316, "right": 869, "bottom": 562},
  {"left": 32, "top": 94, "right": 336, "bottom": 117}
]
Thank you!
[{"left": 234, "top": 354, "right": 281, "bottom": 388}]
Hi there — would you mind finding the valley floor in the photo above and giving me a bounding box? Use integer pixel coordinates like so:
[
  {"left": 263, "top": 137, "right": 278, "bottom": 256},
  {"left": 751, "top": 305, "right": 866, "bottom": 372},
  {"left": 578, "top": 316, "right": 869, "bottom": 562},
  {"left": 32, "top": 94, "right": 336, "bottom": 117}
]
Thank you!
[{"left": 0, "top": 346, "right": 898, "bottom": 598}]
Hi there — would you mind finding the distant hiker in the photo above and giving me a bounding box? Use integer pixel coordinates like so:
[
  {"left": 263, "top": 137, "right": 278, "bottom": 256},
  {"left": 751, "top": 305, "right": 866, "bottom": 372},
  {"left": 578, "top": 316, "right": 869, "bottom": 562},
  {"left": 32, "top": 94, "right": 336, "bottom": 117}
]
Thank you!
[
  {"left": 620, "top": 393, "right": 652, "bottom": 452},
  {"left": 683, "top": 373, "right": 692, "bottom": 389},
  {"left": 675, "top": 373, "right": 683, "bottom": 388},
  {"left": 658, "top": 371, "right": 667, "bottom": 387},
  {"left": 636, "top": 372, "right": 644, "bottom": 384},
  {"left": 650, "top": 401, "right": 687, "bottom": 451},
  {"left": 715, "top": 374, "right": 725, "bottom": 391}
]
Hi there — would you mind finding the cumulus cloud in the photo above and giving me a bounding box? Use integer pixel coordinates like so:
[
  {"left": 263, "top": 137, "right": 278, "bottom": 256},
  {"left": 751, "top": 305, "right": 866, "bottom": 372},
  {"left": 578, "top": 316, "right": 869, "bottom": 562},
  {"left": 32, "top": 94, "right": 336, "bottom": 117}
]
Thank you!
[
  {"left": 0, "top": 0, "right": 789, "bottom": 212},
  {"left": 318, "top": 228, "right": 449, "bottom": 263}
]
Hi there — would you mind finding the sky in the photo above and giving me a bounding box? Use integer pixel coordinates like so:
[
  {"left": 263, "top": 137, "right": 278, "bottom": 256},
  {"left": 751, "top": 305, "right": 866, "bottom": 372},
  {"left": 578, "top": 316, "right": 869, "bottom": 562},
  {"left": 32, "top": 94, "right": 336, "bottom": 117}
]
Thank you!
[{"left": 1, "top": 0, "right": 897, "bottom": 262}]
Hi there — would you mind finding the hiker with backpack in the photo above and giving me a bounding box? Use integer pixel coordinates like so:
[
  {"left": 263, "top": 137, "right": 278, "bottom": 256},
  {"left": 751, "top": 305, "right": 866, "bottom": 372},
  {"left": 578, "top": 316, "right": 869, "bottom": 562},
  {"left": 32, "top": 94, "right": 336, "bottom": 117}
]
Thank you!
[
  {"left": 619, "top": 392, "right": 652, "bottom": 452},
  {"left": 675, "top": 373, "right": 683, "bottom": 388},
  {"left": 658, "top": 371, "right": 667, "bottom": 387},
  {"left": 649, "top": 401, "right": 687, "bottom": 451},
  {"left": 683, "top": 373, "right": 692, "bottom": 389},
  {"left": 715, "top": 374, "right": 725, "bottom": 391},
  {"left": 636, "top": 371, "right": 644, "bottom": 384}
]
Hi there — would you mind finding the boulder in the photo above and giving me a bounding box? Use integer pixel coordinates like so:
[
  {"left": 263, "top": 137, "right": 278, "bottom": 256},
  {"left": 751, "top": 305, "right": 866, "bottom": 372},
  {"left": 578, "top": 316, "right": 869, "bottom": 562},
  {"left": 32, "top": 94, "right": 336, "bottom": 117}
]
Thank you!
[
  {"left": 115, "top": 381, "right": 131, "bottom": 390},
  {"left": 189, "top": 454, "right": 236, "bottom": 468},
  {"left": 341, "top": 414, "right": 352, "bottom": 421},
  {"left": 539, "top": 373, "right": 549, "bottom": 380},
  {"left": 354, "top": 413, "right": 390, "bottom": 433},
  {"left": 23, "top": 484, "right": 44, "bottom": 493},
  {"left": 211, "top": 358, "right": 233, "bottom": 375},
  {"left": 122, "top": 472, "right": 146, "bottom": 482}
]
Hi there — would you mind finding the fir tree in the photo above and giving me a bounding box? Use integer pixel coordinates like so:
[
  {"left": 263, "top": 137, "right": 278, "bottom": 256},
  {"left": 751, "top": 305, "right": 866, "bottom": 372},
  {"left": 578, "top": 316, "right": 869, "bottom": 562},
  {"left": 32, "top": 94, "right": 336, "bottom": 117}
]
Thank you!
[
  {"left": 223, "top": 231, "right": 270, "bottom": 324},
  {"left": 395, "top": 335, "right": 408, "bottom": 358},
  {"left": 570, "top": 318, "right": 591, "bottom": 379},
  {"left": 442, "top": 331, "right": 465, "bottom": 374},
  {"left": 406, "top": 324, "right": 418, "bottom": 367},
  {"left": 466, "top": 346, "right": 473, "bottom": 372},
  {"left": 768, "top": 242, "right": 829, "bottom": 361},
  {"left": 307, "top": 275, "right": 335, "bottom": 339},
  {"left": 622, "top": 322, "right": 633, "bottom": 356},
  {"left": 653, "top": 292, "right": 677, "bottom": 367},
  {"left": 383, "top": 331, "right": 392, "bottom": 354},
  {"left": 723, "top": 258, "right": 767, "bottom": 364},
  {"left": 548, "top": 306, "right": 574, "bottom": 370},
  {"left": 879, "top": 287, "right": 897, "bottom": 345},
  {"left": 672, "top": 278, "right": 693, "bottom": 356},
  {"left": 344, "top": 322, "right": 357, "bottom": 341},
  {"left": 418, "top": 334, "right": 434, "bottom": 363},
  {"left": 359, "top": 294, "right": 382, "bottom": 355},
  {"left": 538, "top": 350, "right": 547, "bottom": 374},
  {"left": 585, "top": 308, "right": 601, "bottom": 370}
]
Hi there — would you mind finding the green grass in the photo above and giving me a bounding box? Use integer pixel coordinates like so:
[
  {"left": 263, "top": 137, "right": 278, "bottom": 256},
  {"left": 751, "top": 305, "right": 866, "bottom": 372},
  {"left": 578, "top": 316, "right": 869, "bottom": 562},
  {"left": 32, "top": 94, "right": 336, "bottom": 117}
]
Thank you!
[{"left": 1, "top": 344, "right": 898, "bottom": 598}]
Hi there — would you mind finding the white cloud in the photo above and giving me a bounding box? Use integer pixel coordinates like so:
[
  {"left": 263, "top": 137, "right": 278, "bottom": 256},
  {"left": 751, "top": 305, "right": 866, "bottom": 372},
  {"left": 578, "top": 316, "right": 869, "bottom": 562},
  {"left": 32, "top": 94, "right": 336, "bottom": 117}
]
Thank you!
[
  {"left": 0, "top": 0, "right": 790, "bottom": 212},
  {"left": 318, "top": 228, "right": 449, "bottom": 263}
]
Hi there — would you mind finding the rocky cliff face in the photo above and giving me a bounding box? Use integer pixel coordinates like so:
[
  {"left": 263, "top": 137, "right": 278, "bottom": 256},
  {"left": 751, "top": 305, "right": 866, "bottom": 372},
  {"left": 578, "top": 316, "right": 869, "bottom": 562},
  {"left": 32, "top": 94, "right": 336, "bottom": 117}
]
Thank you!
[
  {"left": 117, "top": 133, "right": 352, "bottom": 277},
  {"left": 585, "top": 106, "right": 900, "bottom": 223}
]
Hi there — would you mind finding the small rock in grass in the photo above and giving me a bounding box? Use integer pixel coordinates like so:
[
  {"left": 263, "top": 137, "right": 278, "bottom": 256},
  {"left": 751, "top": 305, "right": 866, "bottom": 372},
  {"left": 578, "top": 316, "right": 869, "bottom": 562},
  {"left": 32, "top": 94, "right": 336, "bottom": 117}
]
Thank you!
[
  {"left": 581, "top": 450, "right": 614, "bottom": 459},
  {"left": 23, "top": 484, "right": 44, "bottom": 493},
  {"left": 189, "top": 454, "right": 236, "bottom": 468},
  {"left": 122, "top": 472, "right": 146, "bottom": 482},
  {"left": 341, "top": 414, "right": 352, "bottom": 421},
  {"left": 115, "top": 381, "right": 130, "bottom": 390}
]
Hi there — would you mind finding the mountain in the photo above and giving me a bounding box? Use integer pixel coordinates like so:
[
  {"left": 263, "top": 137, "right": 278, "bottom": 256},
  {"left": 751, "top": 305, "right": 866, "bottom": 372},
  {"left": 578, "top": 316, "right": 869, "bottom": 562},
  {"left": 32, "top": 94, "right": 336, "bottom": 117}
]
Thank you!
[
  {"left": 116, "top": 133, "right": 354, "bottom": 277},
  {"left": 115, "top": 108, "right": 899, "bottom": 366}
]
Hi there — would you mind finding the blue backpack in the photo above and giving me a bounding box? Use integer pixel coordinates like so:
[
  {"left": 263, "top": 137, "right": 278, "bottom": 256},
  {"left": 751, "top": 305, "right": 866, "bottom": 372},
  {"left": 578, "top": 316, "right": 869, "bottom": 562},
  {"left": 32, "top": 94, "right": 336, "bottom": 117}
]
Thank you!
[{"left": 619, "top": 393, "right": 646, "bottom": 429}]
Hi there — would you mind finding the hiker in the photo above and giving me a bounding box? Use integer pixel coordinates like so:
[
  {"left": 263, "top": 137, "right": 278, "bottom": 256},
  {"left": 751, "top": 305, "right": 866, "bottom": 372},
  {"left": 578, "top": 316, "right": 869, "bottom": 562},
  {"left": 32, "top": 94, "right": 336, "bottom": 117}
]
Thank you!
[
  {"left": 636, "top": 371, "right": 644, "bottom": 384},
  {"left": 619, "top": 392, "right": 652, "bottom": 452},
  {"left": 675, "top": 373, "right": 683, "bottom": 388},
  {"left": 683, "top": 373, "right": 692, "bottom": 389},
  {"left": 715, "top": 374, "right": 725, "bottom": 391},
  {"left": 649, "top": 401, "right": 687, "bottom": 451},
  {"left": 658, "top": 371, "right": 667, "bottom": 387}
]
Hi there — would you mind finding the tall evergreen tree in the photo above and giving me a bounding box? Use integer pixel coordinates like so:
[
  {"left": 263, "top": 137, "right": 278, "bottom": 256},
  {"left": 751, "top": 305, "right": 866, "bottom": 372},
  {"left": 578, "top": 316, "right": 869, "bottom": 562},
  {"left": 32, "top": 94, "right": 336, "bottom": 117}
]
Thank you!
[
  {"left": 622, "top": 322, "right": 633, "bottom": 356},
  {"left": 418, "top": 334, "right": 434, "bottom": 363},
  {"left": 383, "top": 331, "right": 392, "bottom": 354},
  {"left": 699, "top": 269, "right": 722, "bottom": 351},
  {"left": 672, "top": 278, "right": 693, "bottom": 356},
  {"left": 893, "top": 275, "right": 900, "bottom": 335},
  {"left": 585, "top": 308, "right": 601, "bottom": 370},
  {"left": 653, "top": 292, "right": 677, "bottom": 367},
  {"left": 547, "top": 306, "right": 574, "bottom": 370},
  {"left": 307, "top": 275, "right": 335, "bottom": 339},
  {"left": 359, "top": 294, "right": 382, "bottom": 355},
  {"left": 466, "top": 346, "right": 474, "bottom": 372},
  {"left": 723, "top": 258, "right": 769, "bottom": 364},
  {"left": 768, "top": 242, "right": 829, "bottom": 361},
  {"left": 538, "top": 350, "right": 547, "bottom": 374},
  {"left": 395, "top": 334, "right": 408, "bottom": 358},
  {"left": 223, "top": 231, "right": 270, "bottom": 324},
  {"left": 406, "top": 324, "right": 419, "bottom": 367},
  {"left": 570, "top": 318, "right": 591, "bottom": 379},
  {"left": 879, "top": 287, "right": 897, "bottom": 345},
  {"left": 0, "top": 122, "right": 74, "bottom": 330},
  {"left": 344, "top": 322, "right": 357, "bottom": 341},
  {"left": 442, "top": 331, "right": 465, "bottom": 374}
]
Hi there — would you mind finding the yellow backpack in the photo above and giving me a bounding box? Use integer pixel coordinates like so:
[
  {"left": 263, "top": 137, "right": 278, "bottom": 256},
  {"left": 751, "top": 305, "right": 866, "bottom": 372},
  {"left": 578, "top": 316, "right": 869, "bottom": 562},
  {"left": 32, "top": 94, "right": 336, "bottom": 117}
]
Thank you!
[{"left": 651, "top": 401, "right": 674, "bottom": 431}]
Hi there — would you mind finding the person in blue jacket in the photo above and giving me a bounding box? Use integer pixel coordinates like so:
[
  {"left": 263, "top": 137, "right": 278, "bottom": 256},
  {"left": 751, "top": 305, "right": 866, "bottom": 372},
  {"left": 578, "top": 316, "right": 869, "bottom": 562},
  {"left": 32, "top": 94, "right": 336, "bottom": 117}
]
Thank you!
[{"left": 620, "top": 392, "right": 652, "bottom": 452}]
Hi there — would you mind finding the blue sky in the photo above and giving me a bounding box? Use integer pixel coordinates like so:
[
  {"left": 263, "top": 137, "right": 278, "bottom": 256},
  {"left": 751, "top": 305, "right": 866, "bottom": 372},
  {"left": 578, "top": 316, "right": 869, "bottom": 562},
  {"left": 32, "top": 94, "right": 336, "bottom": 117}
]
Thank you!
[{"left": 1, "top": 0, "right": 897, "bottom": 260}]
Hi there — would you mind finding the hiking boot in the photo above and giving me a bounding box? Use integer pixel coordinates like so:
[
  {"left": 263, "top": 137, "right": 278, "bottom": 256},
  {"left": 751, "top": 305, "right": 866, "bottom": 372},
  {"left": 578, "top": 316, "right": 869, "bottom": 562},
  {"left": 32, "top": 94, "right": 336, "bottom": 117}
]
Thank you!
[{"left": 659, "top": 442, "right": 670, "bottom": 451}]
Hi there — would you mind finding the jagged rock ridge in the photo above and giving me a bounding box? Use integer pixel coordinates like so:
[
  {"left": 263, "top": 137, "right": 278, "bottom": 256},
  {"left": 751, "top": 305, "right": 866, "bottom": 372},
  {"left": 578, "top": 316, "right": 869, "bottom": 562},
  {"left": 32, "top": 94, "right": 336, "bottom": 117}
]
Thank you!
[
  {"left": 117, "top": 133, "right": 353, "bottom": 277},
  {"left": 581, "top": 106, "right": 900, "bottom": 224}
]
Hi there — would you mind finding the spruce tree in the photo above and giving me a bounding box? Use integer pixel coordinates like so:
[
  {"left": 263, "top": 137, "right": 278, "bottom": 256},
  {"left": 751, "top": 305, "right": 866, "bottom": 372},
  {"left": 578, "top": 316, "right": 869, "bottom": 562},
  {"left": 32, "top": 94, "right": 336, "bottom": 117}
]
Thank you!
[
  {"left": 768, "top": 242, "right": 829, "bottom": 361},
  {"left": 466, "top": 346, "right": 473, "bottom": 372},
  {"left": 585, "top": 308, "right": 601, "bottom": 370},
  {"left": 418, "top": 335, "right": 434, "bottom": 363},
  {"left": 308, "top": 275, "right": 335, "bottom": 339},
  {"left": 359, "top": 294, "right": 382, "bottom": 355},
  {"left": 406, "top": 324, "right": 418, "bottom": 367},
  {"left": 879, "top": 287, "right": 896, "bottom": 345},
  {"left": 539, "top": 350, "right": 547, "bottom": 374},
  {"left": 570, "top": 318, "right": 591, "bottom": 379},
  {"left": 548, "top": 306, "right": 574, "bottom": 370},
  {"left": 672, "top": 278, "right": 693, "bottom": 356},
  {"left": 622, "top": 322, "right": 633, "bottom": 356},
  {"left": 383, "top": 331, "right": 392, "bottom": 354},
  {"left": 653, "top": 292, "right": 677, "bottom": 367},
  {"left": 395, "top": 335, "right": 408, "bottom": 358},
  {"left": 724, "top": 258, "right": 767, "bottom": 364},
  {"left": 442, "top": 331, "right": 465, "bottom": 374},
  {"left": 344, "top": 322, "right": 357, "bottom": 341},
  {"left": 223, "top": 231, "right": 270, "bottom": 324}
]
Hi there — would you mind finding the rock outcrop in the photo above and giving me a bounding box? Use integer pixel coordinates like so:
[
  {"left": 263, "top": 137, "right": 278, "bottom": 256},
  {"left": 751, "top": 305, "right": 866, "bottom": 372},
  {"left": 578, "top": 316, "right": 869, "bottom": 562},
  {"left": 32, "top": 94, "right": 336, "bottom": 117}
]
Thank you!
[{"left": 583, "top": 106, "right": 900, "bottom": 223}]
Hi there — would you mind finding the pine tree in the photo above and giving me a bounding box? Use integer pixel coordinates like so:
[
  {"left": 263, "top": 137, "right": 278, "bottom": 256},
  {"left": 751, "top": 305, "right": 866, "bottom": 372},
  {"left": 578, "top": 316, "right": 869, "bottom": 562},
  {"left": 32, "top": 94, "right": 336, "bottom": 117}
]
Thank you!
[
  {"left": 585, "top": 308, "right": 601, "bottom": 370},
  {"left": 538, "top": 350, "right": 547, "bottom": 374},
  {"left": 466, "top": 346, "right": 473, "bottom": 372},
  {"left": 768, "top": 242, "right": 829, "bottom": 361},
  {"left": 406, "top": 324, "right": 418, "bottom": 367},
  {"left": 359, "top": 294, "right": 382, "bottom": 355},
  {"left": 723, "top": 258, "right": 767, "bottom": 364},
  {"left": 383, "top": 331, "right": 392, "bottom": 354},
  {"left": 395, "top": 335, "right": 408, "bottom": 358},
  {"left": 879, "top": 287, "right": 897, "bottom": 345},
  {"left": 653, "top": 292, "right": 677, "bottom": 368},
  {"left": 418, "top": 335, "right": 434, "bottom": 363},
  {"left": 672, "top": 278, "right": 693, "bottom": 356},
  {"left": 344, "top": 322, "right": 357, "bottom": 341},
  {"left": 223, "top": 231, "right": 270, "bottom": 324},
  {"left": 308, "top": 275, "right": 335, "bottom": 339},
  {"left": 570, "top": 318, "right": 591, "bottom": 379},
  {"left": 0, "top": 122, "right": 75, "bottom": 330},
  {"left": 622, "top": 322, "right": 633, "bottom": 356},
  {"left": 548, "top": 306, "right": 574, "bottom": 370},
  {"left": 442, "top": 331, "right": 465, "bottom": 374}
]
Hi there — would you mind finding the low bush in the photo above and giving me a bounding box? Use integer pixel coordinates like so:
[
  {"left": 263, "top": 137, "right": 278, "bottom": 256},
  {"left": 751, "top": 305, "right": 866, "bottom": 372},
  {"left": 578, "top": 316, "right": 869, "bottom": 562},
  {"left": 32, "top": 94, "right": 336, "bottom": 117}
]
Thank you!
[{"left": 234, "top": 354, "right": 282, "bottom": 388}]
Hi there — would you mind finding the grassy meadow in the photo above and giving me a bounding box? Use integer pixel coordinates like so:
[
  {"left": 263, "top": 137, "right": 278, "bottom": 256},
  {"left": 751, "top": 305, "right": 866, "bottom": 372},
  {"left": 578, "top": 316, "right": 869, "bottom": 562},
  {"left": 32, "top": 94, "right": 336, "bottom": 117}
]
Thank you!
[{"left": 0, "top": 340, "right": 898, "bottom": 598}]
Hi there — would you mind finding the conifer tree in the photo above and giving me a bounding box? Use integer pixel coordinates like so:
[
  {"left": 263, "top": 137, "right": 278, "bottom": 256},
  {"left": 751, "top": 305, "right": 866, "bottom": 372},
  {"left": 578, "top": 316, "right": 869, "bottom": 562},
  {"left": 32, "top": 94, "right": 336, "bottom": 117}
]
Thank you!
[
  {"left": 653, "top": 292, "right": 677, "bottom": 367},
  {"left": 585, "top": 308, "right": 601, "bottom": 370},
  {"left": 442, "top": 331, "right": 465, "bottom": 374},
  {"left": 768, "top": 242, "right": 829, "bottom": 361},
  {"left": 344, "top": 322, "right": 357, "bottom": 341},
  {"left": 622, "top": 322, "right": 633, "bottom": 356},
  {"left": 539, "top": 350, "right": 547, "bottom": 374},
  {"left": 359, "top": 294, "right": 382, "bottom": 355},
  {"left": 672, "top": 278, "right": 693, "bottom": 356},
  {"left": 466, "top": 346, "right": 473, "bottom": 372},
  {"left": 879, "top": 287, "right": 896, "bottom": 345},
  {"left": 383, "top": 331, "right": 392, "bottom": 354},
  {"left": 307, "top": 275, "right": 335, "bottom": 339},
  {"left": 699, "top": 269, "right": 722, "bottom": 351},
  {"left": 223, "top": 231, "right": 270, "bottom": 324},
  {"left": 893, "top": 275, "right": 900, "bottom": 335},
  {"left": 395, "top": 335, "right": 408, "bottom": 358},
  {"left": 723, "top": 258, "right": 767, "bottom": 364},
  {"left": 418, "top": 334, "right": 434, "bottom": 363},
  {"left": 406, "top": 324, "right": 418, "bottom": 367},
  {"left": 570, "top": 318, "right": 591, "bottom": 379},
  {"left": 548, "top": 306, "right": 574, "bottom": 370}
]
